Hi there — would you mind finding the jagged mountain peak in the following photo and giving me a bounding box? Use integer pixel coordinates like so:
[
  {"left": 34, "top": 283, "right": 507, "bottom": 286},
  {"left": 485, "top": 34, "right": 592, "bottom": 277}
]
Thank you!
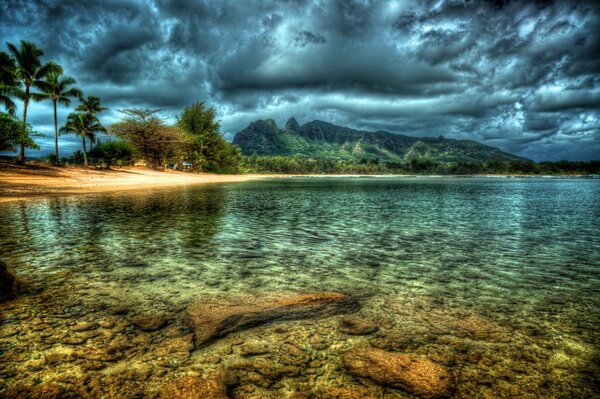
[{"left": 285, "top": 117, "right": 300, "bottom": 131}]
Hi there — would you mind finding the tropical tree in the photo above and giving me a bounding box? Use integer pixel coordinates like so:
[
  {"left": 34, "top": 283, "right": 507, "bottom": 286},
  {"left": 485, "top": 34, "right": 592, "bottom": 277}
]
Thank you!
[
  {"left": 60, "top": 112, "right": 106, "bottom": 166},
  {"left": 0, "top": 111, "right": 23, "bottom": 151},
  {"left": 70, "top": 150, "right": 84, "bottom": 165},
  {"left": 177, "top": 101, "right": 241, "bottom": 173},
  {"left": 76, "top": 95, "right": 107, "bottom": 115},
  {"left": 0, "top": 52, "right": 19, "bottom": 115},
  {"left": 110, "top": 108, "right": 186, "bottom": 169},
  {"left": 6, "top": 40, "right": 62, "bottom": 162},
  {"left": 38, "top": 72, "right": 81, "bottom": 163},
  {"left": 0, "top": 112, "right": 39, "bottom": 152},
  {"left": 76, "top": 96, "right": 107, "bottom": 155},
  {"left": 90, "top": 140, "right": 134, "bottom": 169}
]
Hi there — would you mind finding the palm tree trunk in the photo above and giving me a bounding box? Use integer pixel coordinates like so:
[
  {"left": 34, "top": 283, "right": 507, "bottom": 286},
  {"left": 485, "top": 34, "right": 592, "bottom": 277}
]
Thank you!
[
  {"left": 20, "top": 87, "right": 29, "bottom": 163},
  {"left": 53, "top": 101, "right": 59, "bottom": 164},
  {"left": 89, "top": 137, "right": 93, "bottom": 164},
  {"left": 82, "top": 136, "right": 88, "bottom": 166}
]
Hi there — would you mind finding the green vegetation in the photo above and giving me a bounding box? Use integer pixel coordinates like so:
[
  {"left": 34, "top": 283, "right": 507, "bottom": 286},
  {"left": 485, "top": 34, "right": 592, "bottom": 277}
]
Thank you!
[
  {"left": 0, "top": 112, "right": 39, "bottom": 152},
  {"left": 109, "top": 105, "right": 241, "bottom": 172},
  {"left": 234, "top": 118, "right": 527, "bottom": 163},
  {"left": 0, "top": 40, "right": 108, "bottom": 165},
  {"left": 76, "top": 96, "right": 108, "bottom": 159},
  {"left": 241, "top": 155, "right": 600, "bottom": 175},
  {"left": 0, "top": 52, "right": 18, "bottom": 115},
  {"left": 38, "top": 72, "right": 81, "bottom": 163},
  {"left": 90, "top": 140, "right": 134, "bottom": 169},
  {"left": 70, "top": 150, "right": 84, "bottom": 165},
  {"left": 110, "top": 108, "right": 186, "bottom": 170},
  {"left": 177, "top": 101, "right": 241, "bottom": 173},
  {"left": 60, "top": 112, "right": 107, "bottom": 166},
  {"left": 5, "top": 40, "right": 62, "bottom": 162},
  {"left": 1, "top": 40, "right": 241, "bottom": 172}
]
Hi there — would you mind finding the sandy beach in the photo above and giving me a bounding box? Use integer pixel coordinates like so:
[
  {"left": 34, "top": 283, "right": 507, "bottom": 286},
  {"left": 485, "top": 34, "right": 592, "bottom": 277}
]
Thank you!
[{"left": 0, "top": 163, "right": 271, "bottom": 203}]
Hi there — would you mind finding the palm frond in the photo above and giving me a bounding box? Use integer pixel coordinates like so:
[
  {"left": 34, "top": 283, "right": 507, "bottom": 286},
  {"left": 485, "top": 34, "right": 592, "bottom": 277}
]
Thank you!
[
  {"left": 36, "top": 61, "right": 62, "bottom": 79},
  {"left": 62, "top": 87, "right": 82, "bottom": 100},
  {"left": 29, "top": 92, "right": 46, "bottom": 102},
  {"left": 0, "top": 92, "right": 17, "bottom": 114}
]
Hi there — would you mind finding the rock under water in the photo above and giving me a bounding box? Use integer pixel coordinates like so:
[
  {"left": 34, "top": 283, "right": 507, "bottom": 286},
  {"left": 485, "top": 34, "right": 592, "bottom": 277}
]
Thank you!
[
  {"left": 0, "top": 260, "right": 16, "bottom": 300},
  {"left": 343, "top": 345, "right": 454, "bottom": 399},
  {"left": 185, "top": 292, "right": 358, "bottom": 347},
  {"left": 159, "top": 370, "right": 237, "bottom": 399},
  {"left": 338, "top": 316, "right": 379, "bottom": 335}
]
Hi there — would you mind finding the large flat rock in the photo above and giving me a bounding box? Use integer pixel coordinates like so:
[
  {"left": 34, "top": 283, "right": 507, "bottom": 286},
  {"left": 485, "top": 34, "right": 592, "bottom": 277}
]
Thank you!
[
  {"left": 343, "top": 346, "right": 454, "bottom": 399},
  {"left": 185, "top": 292, "right": 358, "bottom": 347}
]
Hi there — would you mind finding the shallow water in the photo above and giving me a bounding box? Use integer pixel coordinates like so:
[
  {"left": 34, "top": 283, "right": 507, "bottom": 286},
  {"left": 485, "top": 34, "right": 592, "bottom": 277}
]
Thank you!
[{"left": 1, "top": 177, "right": 599, "bottom": 398}]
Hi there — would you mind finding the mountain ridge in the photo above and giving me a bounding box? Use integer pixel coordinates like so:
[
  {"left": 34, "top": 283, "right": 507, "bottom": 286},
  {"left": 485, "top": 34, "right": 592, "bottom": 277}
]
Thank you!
[{"left": 233, "top": 118, "right": 528, "bottom": 163}]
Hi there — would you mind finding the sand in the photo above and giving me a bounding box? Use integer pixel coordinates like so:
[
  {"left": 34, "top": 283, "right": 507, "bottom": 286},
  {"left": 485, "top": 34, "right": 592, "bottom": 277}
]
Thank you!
[{"left": 0, "top": 162, "right": 272, "bottom": 203}]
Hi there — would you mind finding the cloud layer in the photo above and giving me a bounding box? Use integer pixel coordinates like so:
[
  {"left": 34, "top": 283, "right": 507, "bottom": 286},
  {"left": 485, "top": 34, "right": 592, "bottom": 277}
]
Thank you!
[{"left": 1, "top": 0, "right": 598, "bottom": 161}]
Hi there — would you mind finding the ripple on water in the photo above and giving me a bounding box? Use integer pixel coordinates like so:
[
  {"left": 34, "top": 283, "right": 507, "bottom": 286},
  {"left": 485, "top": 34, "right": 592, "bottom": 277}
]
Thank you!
[{"left": 0, "top": 177, "right": 599, "bottom": 397}]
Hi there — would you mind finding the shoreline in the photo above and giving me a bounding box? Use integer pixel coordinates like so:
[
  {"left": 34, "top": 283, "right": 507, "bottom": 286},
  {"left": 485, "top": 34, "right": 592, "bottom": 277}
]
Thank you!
[
  {"left": 0, "top": 164, "right": 273, "bottom": 203},
  {"left": 0, "top": 163, "right": 595, "bottom": 203}
]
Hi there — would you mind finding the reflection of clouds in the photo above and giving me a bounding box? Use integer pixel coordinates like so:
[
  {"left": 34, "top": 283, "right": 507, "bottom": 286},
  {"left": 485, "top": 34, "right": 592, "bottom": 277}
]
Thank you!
[{"left": 0, "top": 0, "right": 598, "bottom": 161}]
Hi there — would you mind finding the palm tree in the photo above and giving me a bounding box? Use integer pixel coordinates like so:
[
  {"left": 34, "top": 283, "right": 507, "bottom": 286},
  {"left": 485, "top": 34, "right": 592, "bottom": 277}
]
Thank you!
[
  {"left": 6, "top": 40, "right": 61, "bottom": 162},
  {"left": 76, "top": 96, "right": 107, "bottom": 156},
  {"left": 0, "top": 51, "right": 19, "bottom": 115},
  {"left": 39, "top": 72, "right": 81, "bottom": 164},
  {"left": 60, "top": 112, "right": 106, "bottom": 166}
]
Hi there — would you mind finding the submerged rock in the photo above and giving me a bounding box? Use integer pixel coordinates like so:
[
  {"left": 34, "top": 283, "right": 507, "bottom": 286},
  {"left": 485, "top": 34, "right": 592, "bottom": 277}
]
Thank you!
[
  {"left": 0, "top": 260, "right": 16, "bottom": 300},
  {"left": 158, "top": 370, "right": 236, "bottom": 399},
  {"left": 320, "top": 386, "right": 380, "bottom": 399},
  {"left": 422, "top": 312, "right": 511, "bottom": 342},
  {"left": 153, "top": 334, "right": 194, "bottom": 357},
  {"left": 343, "top": 346, "right": 454, "bottom": 399},
  {"left": 2, "top": 382, "right": 77, "bottom": 399},
  {"left": 131, "top": 314, "right": 168, "bottom": 331},
  {"left": 338, "top": 316, "right": 379, "bottom": 335},
  {"left": 239, "top": 341, "right": 270, "bottom": 357},
  {"left": 185, "top": 292, "right": 358, "bottom": 347},
  {"left": 71, "top": 321, "right": 99, "bottom": 332}
]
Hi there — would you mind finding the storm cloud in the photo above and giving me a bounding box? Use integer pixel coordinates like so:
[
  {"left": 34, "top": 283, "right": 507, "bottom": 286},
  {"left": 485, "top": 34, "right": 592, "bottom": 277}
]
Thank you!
[{"left": 1, "top": 0, "right": 598, "bottom": 161}]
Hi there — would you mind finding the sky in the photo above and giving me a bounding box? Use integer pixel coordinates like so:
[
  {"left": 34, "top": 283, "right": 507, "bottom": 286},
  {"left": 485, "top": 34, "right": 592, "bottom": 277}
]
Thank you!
[{"left": 1, "top": 0, "right": 599, "bottom": 162}]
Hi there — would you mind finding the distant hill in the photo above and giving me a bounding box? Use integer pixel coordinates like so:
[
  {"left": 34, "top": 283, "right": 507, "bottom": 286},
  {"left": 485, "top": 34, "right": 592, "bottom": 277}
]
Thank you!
[{"left": 233, "top": 118, "right": 528, "bottom": 163}]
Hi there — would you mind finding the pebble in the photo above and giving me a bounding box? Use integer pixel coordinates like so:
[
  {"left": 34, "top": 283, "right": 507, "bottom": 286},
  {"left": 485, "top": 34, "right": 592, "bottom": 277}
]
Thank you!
[
  {"left": 72, "top": 322, "right": 99, "bottom": 332},
  {"left": 63, "top": 336, "right": 88, "bottom": 345}
]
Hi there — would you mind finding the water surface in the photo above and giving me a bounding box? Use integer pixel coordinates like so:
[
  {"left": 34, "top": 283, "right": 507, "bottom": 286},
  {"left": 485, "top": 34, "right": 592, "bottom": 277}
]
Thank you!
[{"left": 1, "top": 177, "right": 599, "bottom": 398}]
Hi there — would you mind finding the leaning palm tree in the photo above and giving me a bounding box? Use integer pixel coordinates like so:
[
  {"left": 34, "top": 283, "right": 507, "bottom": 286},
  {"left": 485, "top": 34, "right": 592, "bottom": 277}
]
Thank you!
[
  {"left": 0, "top": 51, "right": 19, "bottom": 115},
  {"left": 60, "top": 112, "right": 106, "bottom": 166},
  {"left": 6, "top": 40, "right": 61, "bottom": 162},
  {"left": 38, "top": 72, "right": 82, "bottom": 163},
  {"left": 76, "top": 96, "right": 107, "bottom": 156}
]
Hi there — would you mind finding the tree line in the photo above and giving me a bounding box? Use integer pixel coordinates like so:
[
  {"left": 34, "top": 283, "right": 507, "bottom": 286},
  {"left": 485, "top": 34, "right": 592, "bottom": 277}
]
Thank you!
[
  {"left": 241, "top": 156, "right": 600, "bottom": 175},
  {"left": 0, "top": 40, "right": 240, "bottom": 172},
  {"left": 109, "top": 105, "right": 240, "bottom": 173},
  {"left": 0, "top": 40, "right": 108, "bottom": 164}
]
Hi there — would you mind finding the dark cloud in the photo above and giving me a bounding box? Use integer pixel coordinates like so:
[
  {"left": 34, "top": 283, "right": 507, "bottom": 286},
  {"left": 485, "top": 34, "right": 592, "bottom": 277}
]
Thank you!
[
  {"left": 0, "top": 0, "right": 598, "bottom": 161},
  {"left": 294, "top": 31, "right": 326, "bottom": 47}
]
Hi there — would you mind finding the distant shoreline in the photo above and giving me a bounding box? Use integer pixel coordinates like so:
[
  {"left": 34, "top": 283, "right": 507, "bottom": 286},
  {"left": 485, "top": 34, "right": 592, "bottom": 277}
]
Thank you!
[{"left": 0, "top": 163, "right": 596, "bottom": 203}]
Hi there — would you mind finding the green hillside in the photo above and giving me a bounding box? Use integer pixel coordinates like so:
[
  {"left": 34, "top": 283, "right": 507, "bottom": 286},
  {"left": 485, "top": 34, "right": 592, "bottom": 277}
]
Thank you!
[{"left": 233, "top": 118, "right": 527, "bottom": 163}]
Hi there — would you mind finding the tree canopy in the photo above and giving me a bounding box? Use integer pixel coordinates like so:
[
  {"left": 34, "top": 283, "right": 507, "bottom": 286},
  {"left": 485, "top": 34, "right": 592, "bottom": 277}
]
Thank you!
[
  {"left": 0, "top": 112, "right": 39, "bottom": 152},
  {"left": 110, "top": 108, "right": 187, "bottom": 170},
  {"left": 177, "top": 101, "right": 240, "bottom": 173}
]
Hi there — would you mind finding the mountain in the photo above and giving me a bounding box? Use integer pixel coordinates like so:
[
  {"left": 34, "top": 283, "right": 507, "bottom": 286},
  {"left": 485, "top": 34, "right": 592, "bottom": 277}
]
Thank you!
[{"left": 233, "top": 118, "right": 527, "bottom": 163}]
